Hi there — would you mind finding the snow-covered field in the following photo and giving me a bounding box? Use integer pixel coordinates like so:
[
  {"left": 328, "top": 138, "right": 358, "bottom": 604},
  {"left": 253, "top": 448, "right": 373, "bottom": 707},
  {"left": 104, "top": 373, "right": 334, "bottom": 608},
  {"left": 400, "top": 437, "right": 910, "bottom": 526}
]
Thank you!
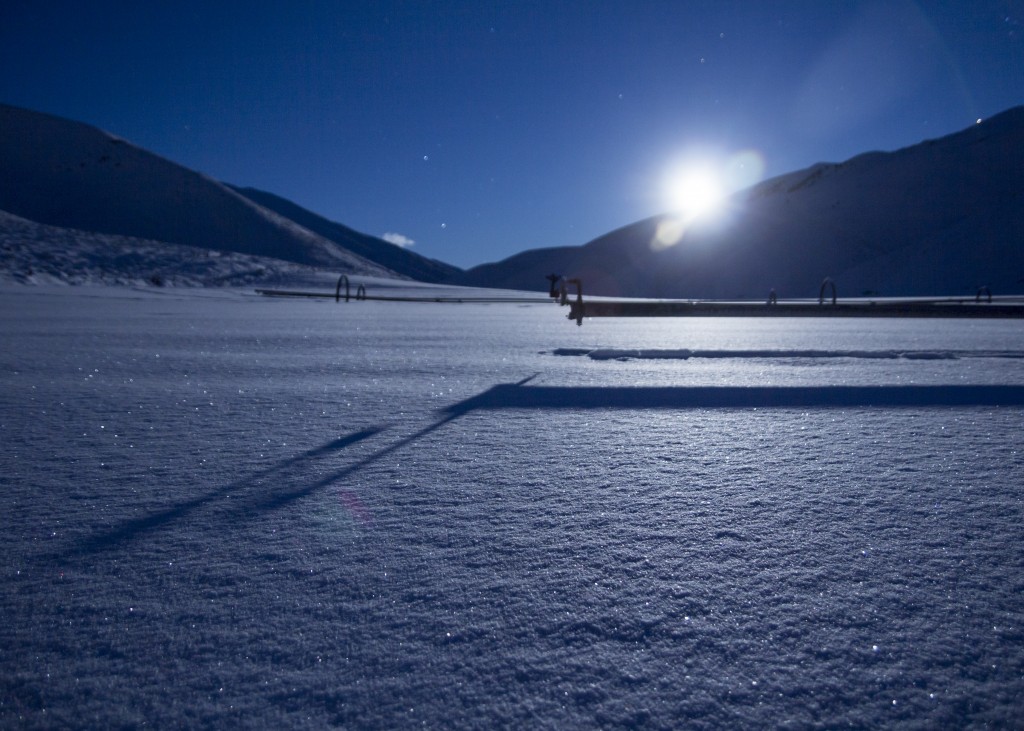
[{"left": 2, "top": 284, "right": 1023, "bottom": 728}]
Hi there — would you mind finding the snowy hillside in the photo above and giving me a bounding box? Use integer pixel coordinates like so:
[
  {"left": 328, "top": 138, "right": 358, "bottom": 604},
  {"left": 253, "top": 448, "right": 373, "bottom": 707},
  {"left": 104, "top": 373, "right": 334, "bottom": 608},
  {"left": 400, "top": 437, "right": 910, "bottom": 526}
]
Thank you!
[
  {"left": 0, "top": 104, "right": 394, "bottom": 277},
  {"left": 231, "top": 185, "right": 463, "bottom": 284},
  {"left": 0, "top": 209, "right": 353, "bottom": 288},
  {"left": 460, "top": 107, "right": 1024, "bottom": 299}
]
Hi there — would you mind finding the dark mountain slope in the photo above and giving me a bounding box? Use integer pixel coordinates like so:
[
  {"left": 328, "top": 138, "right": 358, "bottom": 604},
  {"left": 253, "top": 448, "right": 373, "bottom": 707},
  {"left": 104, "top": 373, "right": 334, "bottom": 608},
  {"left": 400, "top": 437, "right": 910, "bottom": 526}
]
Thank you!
[
  {"left": 0, "top": 104, "right": 393, "bottom": 276},
  {"left": 458, "top": 107, "right": 1024, "bottom": 298},
  {"left": 231, "top": 186, "right": 461, "bottom": 283}
]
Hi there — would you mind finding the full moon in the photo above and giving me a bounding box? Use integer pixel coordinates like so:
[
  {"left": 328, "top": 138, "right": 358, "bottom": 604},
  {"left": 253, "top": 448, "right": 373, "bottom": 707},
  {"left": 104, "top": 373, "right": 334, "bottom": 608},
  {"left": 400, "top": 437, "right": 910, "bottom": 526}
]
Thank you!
[{"left": 663, "top": 166, "right": 726, "bottom": 218}]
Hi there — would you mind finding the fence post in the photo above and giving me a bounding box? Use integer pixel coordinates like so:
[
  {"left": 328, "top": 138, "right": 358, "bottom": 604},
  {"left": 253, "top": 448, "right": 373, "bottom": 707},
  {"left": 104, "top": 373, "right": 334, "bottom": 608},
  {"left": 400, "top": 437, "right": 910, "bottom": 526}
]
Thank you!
[{"left": 819, "top": 277, "right": 836, "bottom": 305}]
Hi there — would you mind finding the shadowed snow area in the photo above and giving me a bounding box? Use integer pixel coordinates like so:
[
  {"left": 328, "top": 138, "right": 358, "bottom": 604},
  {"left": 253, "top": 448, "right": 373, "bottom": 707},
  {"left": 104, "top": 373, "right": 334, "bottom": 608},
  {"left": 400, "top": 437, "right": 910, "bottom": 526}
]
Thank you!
[
  {"left": 2, "top": 285, "right": 1023, "bottom": 728},
  {"left": 552, "top": 347, "right": 1024, "bottom": 361}
]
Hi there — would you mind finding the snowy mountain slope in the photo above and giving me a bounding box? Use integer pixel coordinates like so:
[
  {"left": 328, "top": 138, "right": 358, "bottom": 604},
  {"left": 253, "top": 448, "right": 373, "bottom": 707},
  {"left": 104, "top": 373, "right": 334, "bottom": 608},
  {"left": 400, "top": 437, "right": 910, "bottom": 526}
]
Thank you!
[
  {"left": 0, "top": 208, "right": 347, "bottom": 288},
  {"left": 459, "top": 107, "right": 1024, "bottom": 298},
  {"left": 0, "top": 104, "right": 395, "bottom": 276},
  {"left": 231, "top": 185, "right": 463, "bottom": 284}
]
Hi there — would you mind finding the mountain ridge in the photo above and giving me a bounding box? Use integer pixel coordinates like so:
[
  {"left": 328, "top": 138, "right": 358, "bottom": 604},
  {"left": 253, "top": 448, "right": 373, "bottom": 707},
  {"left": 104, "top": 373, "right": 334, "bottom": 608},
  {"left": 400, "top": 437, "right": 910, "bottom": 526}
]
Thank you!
[
  {"left": 3, "top": 102, "right": 1023, "bottom": 297},
  {"left": 229, "top": 185, "right": 461, "bottom": 284},
  {"left": 457, "top": 107, "right": 1024, "bottom": 298},
  {"left": 0, "top": 103, "right": 456, "bottom": 282}
]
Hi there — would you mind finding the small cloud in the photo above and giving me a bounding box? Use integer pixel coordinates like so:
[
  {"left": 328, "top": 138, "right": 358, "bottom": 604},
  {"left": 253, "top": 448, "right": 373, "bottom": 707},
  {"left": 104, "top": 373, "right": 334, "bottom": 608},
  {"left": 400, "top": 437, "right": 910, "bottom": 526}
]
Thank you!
[{"left": 382, "top": 232, "right": 415, "bottom": 248}]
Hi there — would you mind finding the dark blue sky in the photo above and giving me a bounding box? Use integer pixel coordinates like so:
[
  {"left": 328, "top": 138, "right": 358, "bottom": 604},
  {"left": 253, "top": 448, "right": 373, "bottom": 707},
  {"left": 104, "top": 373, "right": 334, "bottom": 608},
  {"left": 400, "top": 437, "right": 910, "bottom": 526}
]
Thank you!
[{"left": 2, "top": 1, "right": 1021, "bottom": 268}]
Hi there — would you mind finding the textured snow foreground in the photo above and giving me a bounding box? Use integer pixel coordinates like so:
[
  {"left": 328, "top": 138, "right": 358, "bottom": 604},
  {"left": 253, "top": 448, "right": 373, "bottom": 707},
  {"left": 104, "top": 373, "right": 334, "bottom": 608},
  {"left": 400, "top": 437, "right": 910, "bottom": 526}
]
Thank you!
[{"left": 2, "top": 285, "right": 1023, "bottom": 729}]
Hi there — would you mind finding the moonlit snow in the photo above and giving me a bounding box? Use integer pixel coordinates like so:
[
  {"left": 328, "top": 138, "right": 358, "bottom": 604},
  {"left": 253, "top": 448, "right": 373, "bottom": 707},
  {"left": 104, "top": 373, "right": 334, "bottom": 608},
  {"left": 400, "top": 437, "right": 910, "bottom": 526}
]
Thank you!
[{"left": 2, "top": 283, "right": 1023, "bottom": 728}]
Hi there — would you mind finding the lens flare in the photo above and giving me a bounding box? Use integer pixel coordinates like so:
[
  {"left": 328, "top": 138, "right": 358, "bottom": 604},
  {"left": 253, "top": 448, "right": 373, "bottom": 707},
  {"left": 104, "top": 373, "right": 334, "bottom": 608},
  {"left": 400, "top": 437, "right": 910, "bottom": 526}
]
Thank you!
[
  {"left": 653, "top": 148, "right": 766, "bottom": 250},
  {"left": 653, "top": 217, "right": 687, "bottom": 249},
  {"left": 724, "top": 149, "right": 766, "bottom": 192}
]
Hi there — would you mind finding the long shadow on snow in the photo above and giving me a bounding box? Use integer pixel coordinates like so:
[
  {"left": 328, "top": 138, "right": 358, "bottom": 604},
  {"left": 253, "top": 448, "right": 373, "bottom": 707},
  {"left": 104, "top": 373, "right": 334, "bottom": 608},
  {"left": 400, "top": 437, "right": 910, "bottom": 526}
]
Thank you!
[
  {"left": 62, "top": 410, "right": 473, "bottom": 556},
  {"left": 60, "top": 379, "right": 1024, "bottom": 557},
  {"left": 250, "top": 380, "right": 1024, "bottom": 516},
  {"left": 63, "top": 427, "right": 384, "bottom": 556},
  {"left": 444, "top": 383, "right": 1024, "bottom": 413}
]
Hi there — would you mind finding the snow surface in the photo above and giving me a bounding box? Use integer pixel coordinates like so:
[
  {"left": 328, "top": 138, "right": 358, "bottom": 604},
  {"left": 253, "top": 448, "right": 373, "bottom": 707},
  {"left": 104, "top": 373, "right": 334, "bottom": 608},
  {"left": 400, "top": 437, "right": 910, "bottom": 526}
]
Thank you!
[
  {"left": 0, "top": 209, "right": 333, "bottom": 289},
  {"left": 2, "top": 284, "right": 1024, "bottom": 728},
  {"left": 0, "top": 209, "right": 467, "bottom": 294}
]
